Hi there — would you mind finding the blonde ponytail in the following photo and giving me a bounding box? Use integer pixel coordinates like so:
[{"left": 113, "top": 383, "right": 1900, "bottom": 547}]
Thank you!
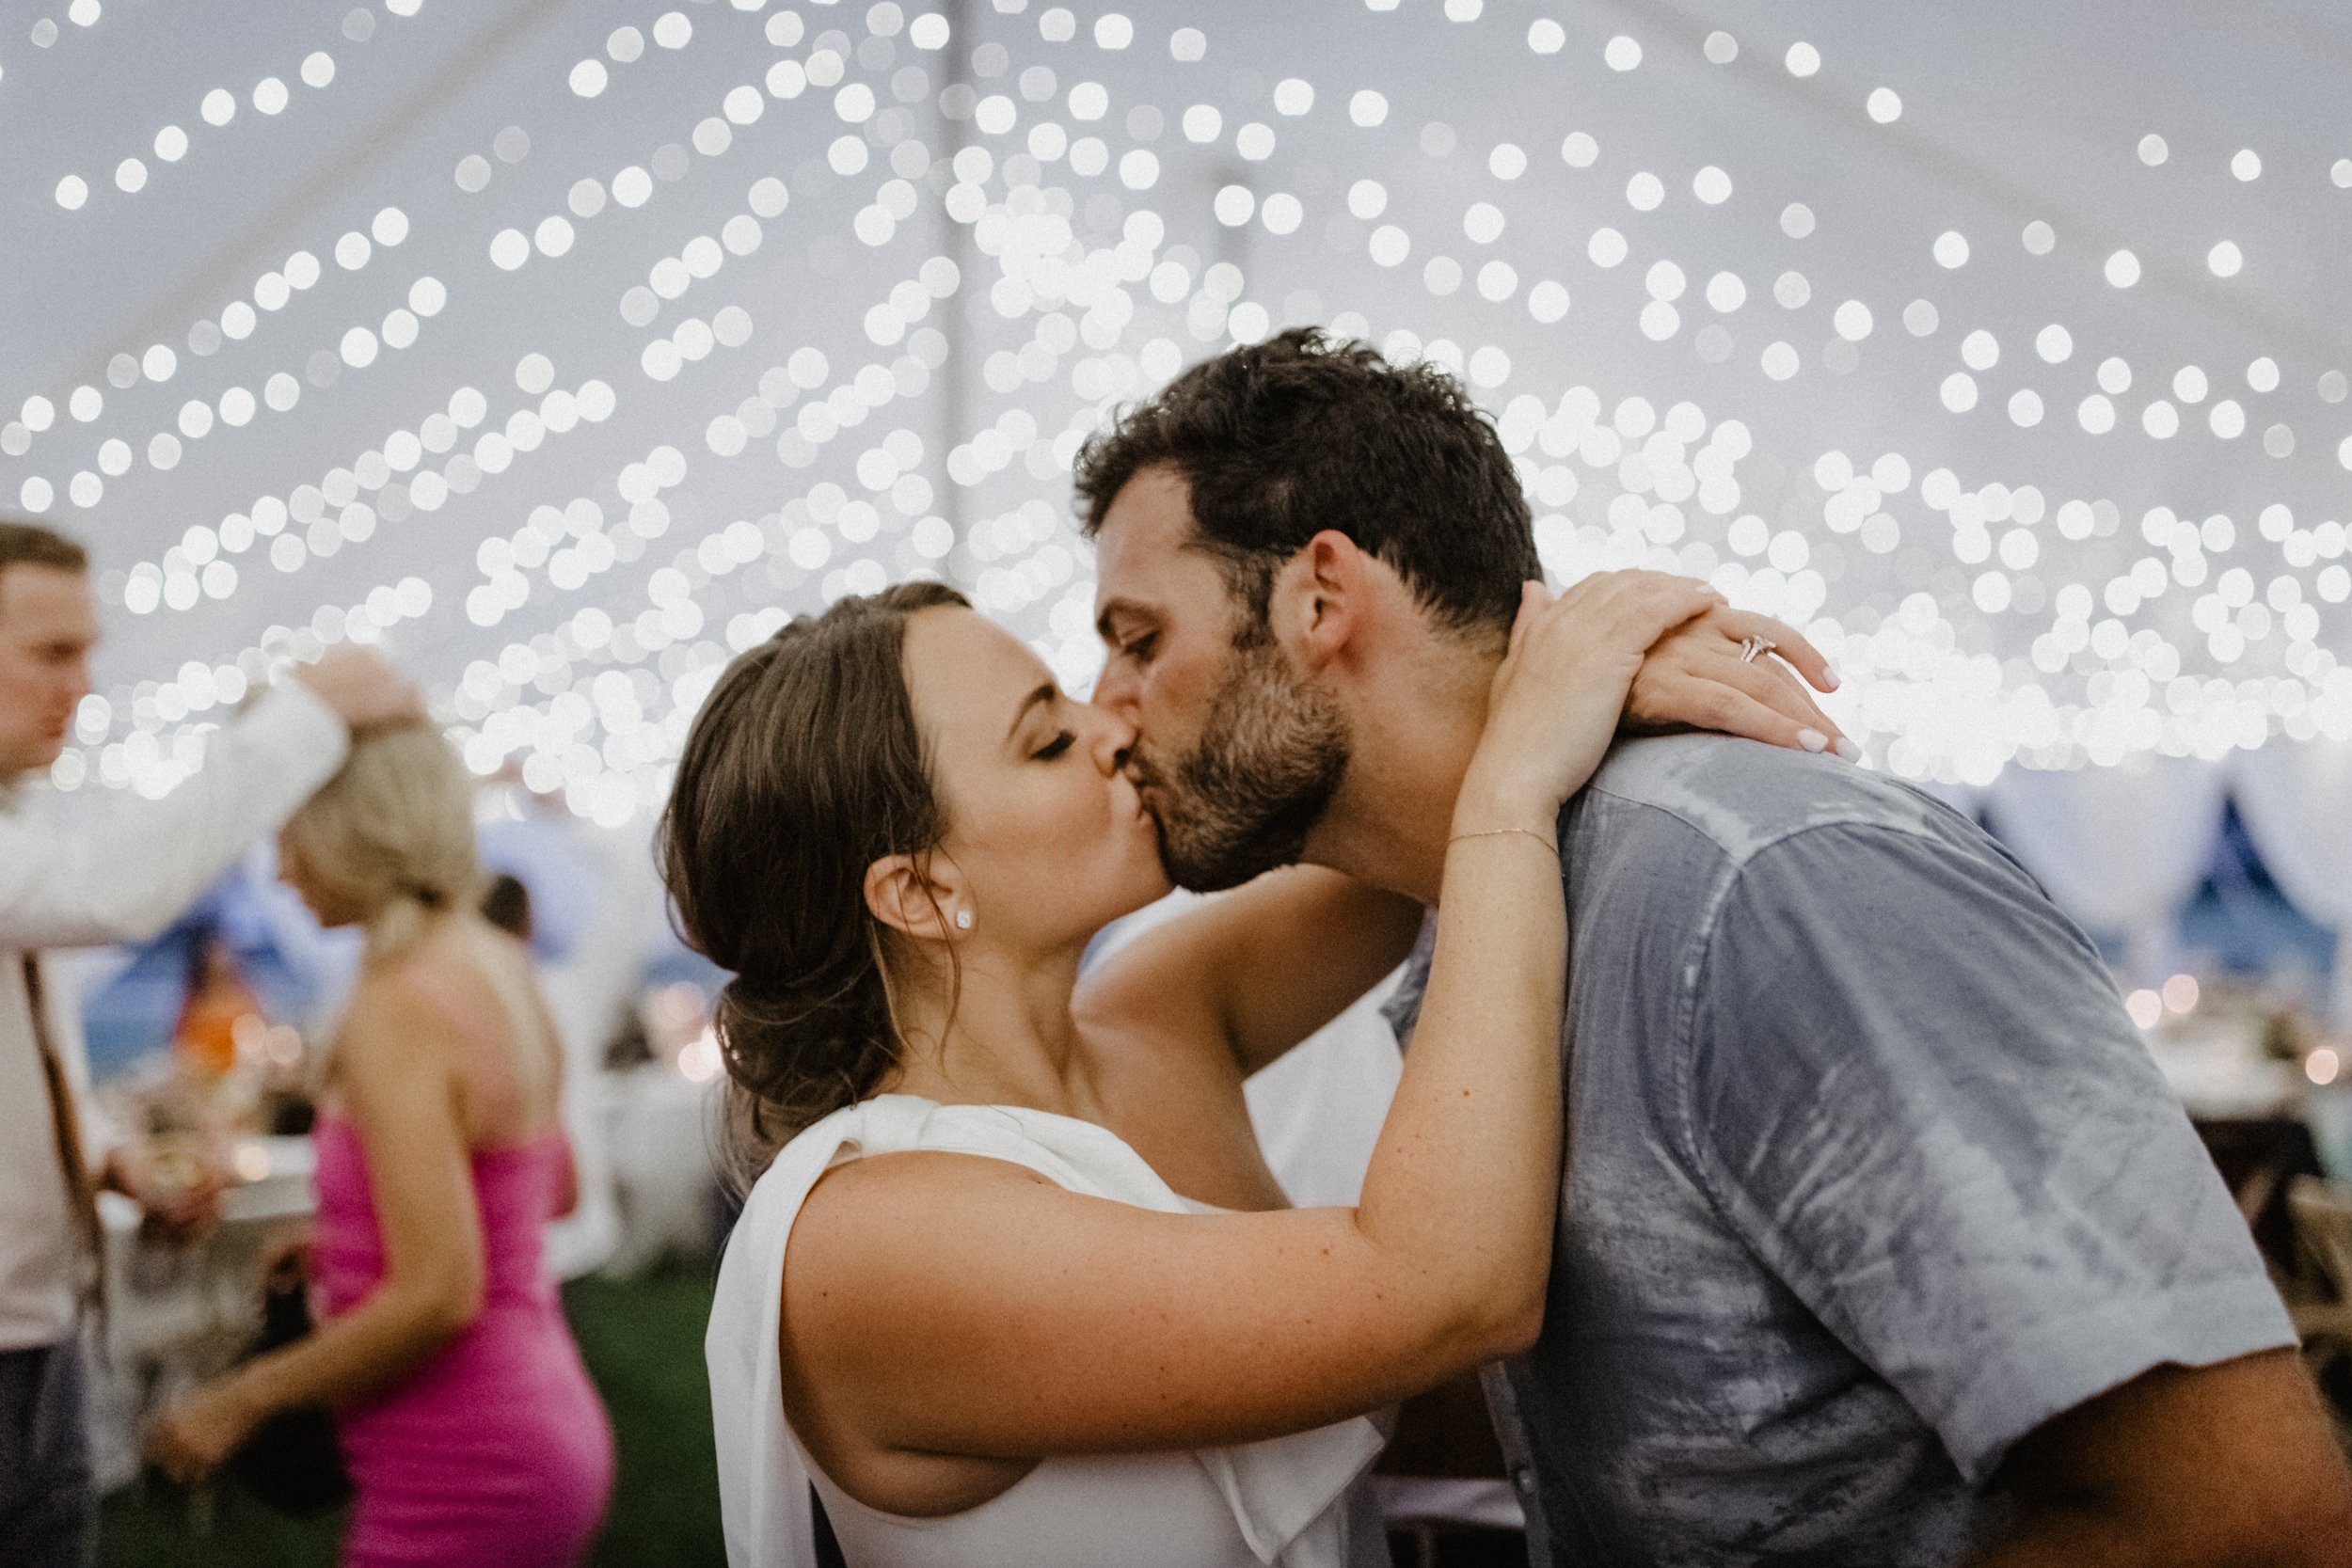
[{"left": 281, "top": 723, "right": 480, "bottom": 966}]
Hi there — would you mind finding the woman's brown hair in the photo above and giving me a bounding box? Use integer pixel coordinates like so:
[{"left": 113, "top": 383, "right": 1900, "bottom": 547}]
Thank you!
[{"left": 659, "top": 581, "right": 969, "bottom": 1186}]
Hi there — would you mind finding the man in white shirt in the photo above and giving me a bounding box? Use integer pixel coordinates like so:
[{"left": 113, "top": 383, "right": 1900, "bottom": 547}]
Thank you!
[{"left": 0, "top": 518, "right": 421, "bottom": 1564}]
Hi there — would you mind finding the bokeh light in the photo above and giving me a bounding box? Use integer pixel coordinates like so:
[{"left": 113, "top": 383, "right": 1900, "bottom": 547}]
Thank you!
[{"left": 7, "top": 1, "right": 2352, "bottom": 814}]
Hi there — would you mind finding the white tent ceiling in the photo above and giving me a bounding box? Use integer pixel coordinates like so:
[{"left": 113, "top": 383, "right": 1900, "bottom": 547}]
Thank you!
[{"left": 6, "top": 0, "right": 2352, "bottom": 819}]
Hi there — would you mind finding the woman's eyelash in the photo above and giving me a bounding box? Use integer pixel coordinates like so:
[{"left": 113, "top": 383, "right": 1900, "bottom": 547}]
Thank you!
[{"left": 1035, "top": 731, "right": 1076, "bottom": 760}]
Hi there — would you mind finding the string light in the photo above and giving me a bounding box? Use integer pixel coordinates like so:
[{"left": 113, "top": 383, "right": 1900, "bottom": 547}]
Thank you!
[
  {"left": 13, "top": 3, "right": 2352, "bottom": 816},
  {"left": 44, "top": 14, "right": 398, "bottom": 215}
]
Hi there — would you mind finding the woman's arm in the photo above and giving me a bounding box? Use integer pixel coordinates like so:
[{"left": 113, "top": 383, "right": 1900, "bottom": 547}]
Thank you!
[
  {"left": 1076, "top": 599, "right": 1841, "bottom": 1082},
  {"left": 1076, "top": 867, "right": 1425, "bottom": 1079},
  {"left": 787, "top": 573, "right": 1718, "bottom": 1464},
  {"left": 147, "top": 973, "right": 486, "bottom": 1478},
  {"left": 553, "top": 1130, "right": 581, "bottom": 1220}
]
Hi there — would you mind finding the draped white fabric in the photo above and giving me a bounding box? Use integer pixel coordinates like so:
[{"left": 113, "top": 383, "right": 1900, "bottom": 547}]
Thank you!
[
  {"left": 2231, "top": 740, "right": 2352, "bottom": 1019},
  {"left": 1982, "top": 756, "right": 2228, "bottom": 984}
]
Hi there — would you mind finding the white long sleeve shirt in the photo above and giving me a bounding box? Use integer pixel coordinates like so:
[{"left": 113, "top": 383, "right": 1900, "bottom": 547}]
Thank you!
[{"left": 0, "top": 683, "right": 348, "bottom": 1351}]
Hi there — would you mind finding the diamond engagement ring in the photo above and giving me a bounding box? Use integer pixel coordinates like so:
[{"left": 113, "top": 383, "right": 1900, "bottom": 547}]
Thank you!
[{"left": 1738, "top": 636, "right": 1777, "bottom": 664}]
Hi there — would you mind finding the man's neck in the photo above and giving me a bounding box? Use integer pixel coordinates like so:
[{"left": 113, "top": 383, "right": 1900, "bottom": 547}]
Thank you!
[{"left": 1298, "top": 640, "right": 1496, "bottom": 906}]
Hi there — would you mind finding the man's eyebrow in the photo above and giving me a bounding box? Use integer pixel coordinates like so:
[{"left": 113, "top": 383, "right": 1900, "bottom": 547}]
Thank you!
[{"left": 1005, "top": 681, "right": 1057, "bottom": 743}]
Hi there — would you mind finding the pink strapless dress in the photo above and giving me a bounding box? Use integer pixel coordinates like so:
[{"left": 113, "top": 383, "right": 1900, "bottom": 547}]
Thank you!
[{"left": 313, "top": 1114, "right": 615, "bottom": 1568}]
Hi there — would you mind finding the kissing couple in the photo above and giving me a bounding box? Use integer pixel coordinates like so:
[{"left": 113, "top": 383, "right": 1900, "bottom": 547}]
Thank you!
[{"left": 674, "top": 331, "right": 2346, "bottom": 1567}]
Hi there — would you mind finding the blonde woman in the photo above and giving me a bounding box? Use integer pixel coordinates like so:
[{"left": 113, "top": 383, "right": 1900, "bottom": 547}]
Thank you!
[{"left": 149, "top": 722, "right": 613, "bottom": 1568}]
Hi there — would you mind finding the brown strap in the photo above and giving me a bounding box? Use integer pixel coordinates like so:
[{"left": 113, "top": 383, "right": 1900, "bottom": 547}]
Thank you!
[{"left": 24, "top": 955, "right": 105, "bottom": 1318}]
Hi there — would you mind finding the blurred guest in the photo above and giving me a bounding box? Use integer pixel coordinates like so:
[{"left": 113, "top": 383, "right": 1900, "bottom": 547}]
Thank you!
[
  {"left": 175, "top": 937, "right": 262, "bottom": 1080},
  {"left": 0, "top": 518, "right": 418, "bottom": 1565},
  {"left": 147, "top": 722, "right": 613, "bottom": 1568},
  {"left": 480, "top": 873, "right": 533, "bottom": 944}
]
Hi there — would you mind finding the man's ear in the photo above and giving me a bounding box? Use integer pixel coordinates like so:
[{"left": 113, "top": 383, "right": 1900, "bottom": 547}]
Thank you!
[
  {"left": 864, "top": 851, "right": 962, "bottom": 945},
  {"left": 1273, "top": 530, "right": 1374, "bottom": 674}
]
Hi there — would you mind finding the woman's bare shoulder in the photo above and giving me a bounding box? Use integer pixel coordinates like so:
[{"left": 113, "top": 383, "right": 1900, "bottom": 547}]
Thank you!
[
  {"left": 327, "top": 963, "right": 466, "bottom": 1114},
  {"left": 793, "top": 1148, "right": 1060, "bottom": 1243},
  {"left": 334, "top": 932, "right": 493, "bottom": 1069},
  {"left": 341, "top": 951, "right": 458, "bottom": 1037},
  {"left": 784, "top": 1149, "right": 1054, "bottom": 1307},
  {"left": 803, "top": 1147, "right": 1055, "bottom": 1214}
]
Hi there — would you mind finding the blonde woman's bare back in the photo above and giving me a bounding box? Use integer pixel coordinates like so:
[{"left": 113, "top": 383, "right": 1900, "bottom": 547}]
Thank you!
[{"left": 325, "top": 910, "right": 569, "bottom": 1155}]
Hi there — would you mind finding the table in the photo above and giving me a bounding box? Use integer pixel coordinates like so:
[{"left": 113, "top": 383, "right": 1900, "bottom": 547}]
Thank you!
[
  {"left": 87, "top": 1135, "right": 316, "bottom": 1491},
  {"left": 87, "top": 1065, "right": 723, "bottom": 1492}
]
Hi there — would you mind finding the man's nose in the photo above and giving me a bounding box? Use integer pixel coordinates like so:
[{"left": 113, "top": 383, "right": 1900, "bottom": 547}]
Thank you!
[
  {"left": 1088, "top": 707, "right": 1139, "bottom": 774},
  {"left": 1092, "top": 657, "right": 1139, "bottom": 718}
]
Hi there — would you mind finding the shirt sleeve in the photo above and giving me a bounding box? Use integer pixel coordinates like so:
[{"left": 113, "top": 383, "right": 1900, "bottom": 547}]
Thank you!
[
  {"left": 1678, "top": 817, "right": 2296, "bottom": 1485},
  {"left": 1377, "top": 914, "right": 1437, "bottom": 1048},
  {"left": 0, "top": 682, "right": 349, "bottom": 950}
]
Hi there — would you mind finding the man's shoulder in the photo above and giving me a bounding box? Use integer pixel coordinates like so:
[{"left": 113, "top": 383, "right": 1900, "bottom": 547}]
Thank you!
[{"left": 1577, "top": 734, "right": 1978, "bottom": 874}]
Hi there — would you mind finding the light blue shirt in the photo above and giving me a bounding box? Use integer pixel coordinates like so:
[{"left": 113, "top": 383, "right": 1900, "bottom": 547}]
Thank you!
[{"left": 1391, "top": 735, "right": 2294, "bottom": 1566}]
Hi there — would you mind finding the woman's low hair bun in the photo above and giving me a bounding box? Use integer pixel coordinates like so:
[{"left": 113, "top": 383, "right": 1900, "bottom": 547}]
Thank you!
[
  {"left": 709, "top": 970, "right": 898, "bottom": 1166},
  {"left": 660, "top": 581, "right": 970, "bottom": 1186}
]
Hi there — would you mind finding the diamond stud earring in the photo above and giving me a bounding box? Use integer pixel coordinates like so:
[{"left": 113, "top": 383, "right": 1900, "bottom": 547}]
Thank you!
[{"left": 954, "top": 909, "right": 973, "bottom": 929}]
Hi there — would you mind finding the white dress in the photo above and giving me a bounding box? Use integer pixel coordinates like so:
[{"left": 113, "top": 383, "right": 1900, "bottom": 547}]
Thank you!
[{"left": 707, "top": 1094, "right": 1392, "bottom": 1568}]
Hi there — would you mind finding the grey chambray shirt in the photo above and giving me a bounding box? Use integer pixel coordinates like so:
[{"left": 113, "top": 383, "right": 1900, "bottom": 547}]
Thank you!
[{"left": 1387, "top": 733, "right": 2294, "bottom": 1567}]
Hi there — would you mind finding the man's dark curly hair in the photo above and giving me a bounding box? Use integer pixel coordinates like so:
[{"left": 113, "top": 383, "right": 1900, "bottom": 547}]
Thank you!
[{"left": 1073, "top": 327, "right": 1541, "bottom": 641}]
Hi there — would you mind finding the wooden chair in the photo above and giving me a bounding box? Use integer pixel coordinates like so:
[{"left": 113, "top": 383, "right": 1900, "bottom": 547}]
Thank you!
[
  {"left": 2286, "top": 1176, "right": 2352, "bottom": 1387},
  {"left": 1375, "top": 1371, "right": 1525, "bottom": 1568}
]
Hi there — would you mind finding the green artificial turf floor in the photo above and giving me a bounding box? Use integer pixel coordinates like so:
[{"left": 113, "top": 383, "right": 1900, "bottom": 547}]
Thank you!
[
  {"left": 88, "top": 1268, "right": 2352, "bottom": 1568},
  {"left": 96, "top": 1266, "right": 727, "bottom": 1568}
]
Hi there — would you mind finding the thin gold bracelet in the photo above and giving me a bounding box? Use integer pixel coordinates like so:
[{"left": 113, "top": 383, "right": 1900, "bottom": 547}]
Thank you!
[{"left": 1448, "top": 826, "right": 1559, "bottom": 854}]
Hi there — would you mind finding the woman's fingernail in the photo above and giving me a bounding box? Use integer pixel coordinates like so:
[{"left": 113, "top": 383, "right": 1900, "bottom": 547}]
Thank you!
[
  {"left": 1835, "top": 737, "right": 1864, "bottom": 763},
  {"left": 1799, "top": 728, "right": 1829, "bottom": 752},
  {"left": 1821, "top": 670, "right": 1842, "bottom": 691}
]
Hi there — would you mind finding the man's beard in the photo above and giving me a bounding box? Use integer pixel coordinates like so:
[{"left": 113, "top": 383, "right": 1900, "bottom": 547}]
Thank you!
[{"left": 1133, "top": 637, "right": 1351, "bottom": 893}]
